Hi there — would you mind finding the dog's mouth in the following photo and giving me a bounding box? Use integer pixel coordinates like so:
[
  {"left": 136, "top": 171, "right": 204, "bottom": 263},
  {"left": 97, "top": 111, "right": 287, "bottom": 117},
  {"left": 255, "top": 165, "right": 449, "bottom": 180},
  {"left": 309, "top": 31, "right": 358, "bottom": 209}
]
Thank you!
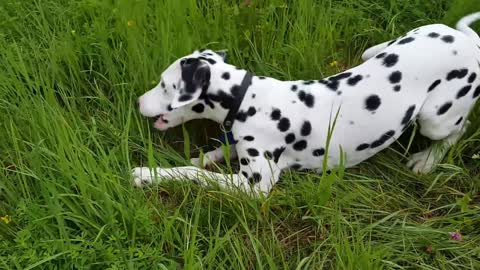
[{"left": 153, "top": 114, "right": 169, "bottom": 129}]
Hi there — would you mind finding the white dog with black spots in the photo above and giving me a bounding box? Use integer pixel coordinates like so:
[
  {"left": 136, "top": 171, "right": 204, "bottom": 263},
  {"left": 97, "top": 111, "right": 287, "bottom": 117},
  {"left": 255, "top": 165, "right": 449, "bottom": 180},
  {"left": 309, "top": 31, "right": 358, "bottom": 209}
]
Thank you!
[{"left": 134, "top": 12, "right": 480, "bottom": 195}]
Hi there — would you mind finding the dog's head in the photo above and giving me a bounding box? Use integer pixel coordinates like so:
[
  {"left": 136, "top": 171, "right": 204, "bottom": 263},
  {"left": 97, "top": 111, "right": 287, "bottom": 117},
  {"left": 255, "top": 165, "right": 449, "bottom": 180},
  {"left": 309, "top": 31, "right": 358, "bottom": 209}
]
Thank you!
[{"left": 138, "top": 49, "right": 228, "bottom": 130}]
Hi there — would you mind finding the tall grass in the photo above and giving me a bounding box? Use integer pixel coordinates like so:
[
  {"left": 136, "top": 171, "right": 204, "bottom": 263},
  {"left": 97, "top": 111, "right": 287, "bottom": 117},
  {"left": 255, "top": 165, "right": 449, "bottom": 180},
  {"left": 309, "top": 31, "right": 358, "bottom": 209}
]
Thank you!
[{"left": 0, "top": 0, "right": 479, "bottom": 268}]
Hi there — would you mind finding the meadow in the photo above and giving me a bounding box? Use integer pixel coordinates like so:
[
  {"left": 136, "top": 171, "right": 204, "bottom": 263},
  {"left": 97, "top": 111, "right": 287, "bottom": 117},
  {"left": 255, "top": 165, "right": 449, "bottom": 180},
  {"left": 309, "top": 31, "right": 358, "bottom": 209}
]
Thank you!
[{"left": 1, "top": 0, "right": 479, "bottom": 269}]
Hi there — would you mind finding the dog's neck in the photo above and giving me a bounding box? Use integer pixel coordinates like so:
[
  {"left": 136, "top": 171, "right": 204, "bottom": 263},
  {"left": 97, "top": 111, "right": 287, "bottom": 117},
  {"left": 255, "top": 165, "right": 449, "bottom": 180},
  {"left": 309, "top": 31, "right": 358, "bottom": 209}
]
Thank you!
[{"left": 199, "top": 64, "right": 254, "bottom": 126}]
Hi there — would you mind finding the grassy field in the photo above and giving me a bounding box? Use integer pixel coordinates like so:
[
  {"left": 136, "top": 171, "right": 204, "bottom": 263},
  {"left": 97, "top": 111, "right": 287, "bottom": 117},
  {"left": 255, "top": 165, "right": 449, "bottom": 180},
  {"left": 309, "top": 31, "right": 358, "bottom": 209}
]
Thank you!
[{"left": 1, "top": 0, "right": 480, "bottom": 268}]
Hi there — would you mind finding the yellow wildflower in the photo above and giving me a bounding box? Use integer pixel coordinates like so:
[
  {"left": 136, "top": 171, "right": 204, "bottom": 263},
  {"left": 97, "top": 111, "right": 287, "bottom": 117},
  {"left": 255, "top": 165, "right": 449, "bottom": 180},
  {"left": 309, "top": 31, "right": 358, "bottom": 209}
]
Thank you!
[
  {"left": 127, "top": 20, "right": 135, "bottom": 27},
  {"left": 329, "top": 60, "right": 338, "bottom": 68},
  {"left": 1, "top": 215, "right": 11, "bottom": 224}
]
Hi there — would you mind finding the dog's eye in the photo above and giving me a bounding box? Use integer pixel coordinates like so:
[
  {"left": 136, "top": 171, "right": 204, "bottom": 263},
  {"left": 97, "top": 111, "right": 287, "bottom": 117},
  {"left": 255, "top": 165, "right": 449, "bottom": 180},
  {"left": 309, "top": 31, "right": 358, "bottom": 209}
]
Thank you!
[
  {"left": 160, "top": 81, "right": 165, "bottom": 88},
  {"left": 173, "top": 84, "right": 176, "bottom": 89}
]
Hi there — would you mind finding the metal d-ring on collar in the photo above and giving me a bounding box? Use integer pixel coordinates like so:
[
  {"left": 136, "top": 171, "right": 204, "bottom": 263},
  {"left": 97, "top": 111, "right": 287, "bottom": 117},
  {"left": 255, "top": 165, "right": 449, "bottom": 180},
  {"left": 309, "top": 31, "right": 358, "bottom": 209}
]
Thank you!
[{"left": 222, "top": 71, "right": 254, "bottom": 131}]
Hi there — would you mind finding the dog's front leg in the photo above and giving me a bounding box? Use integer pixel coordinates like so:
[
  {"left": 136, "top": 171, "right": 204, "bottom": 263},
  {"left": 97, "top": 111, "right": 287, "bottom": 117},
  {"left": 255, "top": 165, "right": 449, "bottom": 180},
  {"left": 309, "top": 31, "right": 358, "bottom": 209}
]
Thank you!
[
  {"left": 132, "top": 159, "right": 279, "bottom": 195},
  {"left": 190, "top": 146, "right": 238, "bottom": 168}
]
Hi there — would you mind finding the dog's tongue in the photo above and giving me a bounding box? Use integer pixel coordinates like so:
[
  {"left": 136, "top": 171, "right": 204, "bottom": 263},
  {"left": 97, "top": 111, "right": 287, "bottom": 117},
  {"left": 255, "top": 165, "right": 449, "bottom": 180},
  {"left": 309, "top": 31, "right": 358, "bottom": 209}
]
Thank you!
[{"left": 154, "top": 116, "right": 166, "bottom": 129}]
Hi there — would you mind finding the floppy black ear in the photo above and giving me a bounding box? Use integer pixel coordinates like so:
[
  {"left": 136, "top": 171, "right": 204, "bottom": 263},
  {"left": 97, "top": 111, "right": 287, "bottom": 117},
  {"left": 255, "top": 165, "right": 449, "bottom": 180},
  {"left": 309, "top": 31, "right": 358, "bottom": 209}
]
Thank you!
[
  {"left": 193, "top": 64, "right": 211, "bottom": 86},
  {"left": 215, "top": 50, "right": 228, "bottom": 62},
  {"left": 171, "top": 58, "right": 211, "bottom": 109}
]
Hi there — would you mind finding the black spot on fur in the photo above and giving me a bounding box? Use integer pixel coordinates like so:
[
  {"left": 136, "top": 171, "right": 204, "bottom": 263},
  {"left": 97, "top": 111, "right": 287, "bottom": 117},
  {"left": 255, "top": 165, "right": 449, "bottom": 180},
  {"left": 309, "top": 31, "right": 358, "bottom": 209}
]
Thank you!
[
  {"left": 300, "top": 121, "right": 312, "bottom": 136},
  {"left": 428, "top": 79, "right": 441, "bottom": 92},
  {"left": 221, "top": 72, "right": 230, "bottom": 80},
  {"left": 393, "top": 85, "right": 401, "bottom": 92},
  {"left": 312, "top": 148, "right": 325, "bottom": 157},
  {"left": 437, "top": 102, "right": 452, "bottom": 115},
  {"left": 389, "top": 71, "right": 402, "bottom": 84},
  {"left": 258, "top": 76, "right": 266, "bottom": 80},
  {"left": 329, "top": 72, "right": 352, "bottom": 81},
  {"left": 285, "top": 133, "right": 296, "bottom": 144},
  {"left": 398, "top": 37, "right": 415, "bottom": 44},
  {"left": 271, "top": 109, "right": 281, "bottom": 120},
  {"left": 273, "top": 147, "right": 286, "bottom": 163},
  {"left": 167, "top": 104, "right": 173, "bottom": 111},
  {"left": 230, "top": 85, "right": 242, "bottom": 96},
  {"left": 321, "top": 80, "right": 340, "bottom": 91},
  {"left": 474, "top": 85, "right": 480, "bottom": 98},
  {"left": 303, "top": 80, "right": 315, "bottom": 85},
  {"left": 347, "top": 75, "right": 363, "bottom": 86},
  {"left": 401, "top": 105, "right": 416, "bottom": 125},
  {"left": 241, "top": 171, "right": 249, "bottom": 178},
  {"left": 441, "top": 35, "right": 454, "bottom": 43},
  {"left": 236, "top": 111, "right": 248, "bottom": 122},
  {"left": 446, "top": 69, "right": 468, "bottom": 81},
  {"left": 247, "top": 107, "right": 256, "bottom": 116},
  {"left": 387, "top": 39, "right": 397, "bottom": 46},
  {"left": 468, "top": 73, "right": 477, "bottom": 83},
  {"left": 264, "top": 151, "right": 273, "bottom": 160},
  {"left": 278, "top": 118, "right": 290, "bottom": 132},
  {"left": 365, "top": 95, "right": 381, "bottom": 111},
  {"left": 304, "top": 94, "right": 315, "bottom": 107},
  {"left": 293, "top": 140, "right": 307, "bottom": 151},
  {"left": 382, "top": 54, "right": 399, "bottom": 67},
  {"left": 291, "top": 85, "right": 298, "bottom": 91},
  {"left": 251, "top": 94, "right": 256, "bottom": 98},
  {"left": 244, "top": 135, "right": 254, "bottom": 141},
  {"left": 248, "top": 173, "right": 262, "bottom": 184},
  {"left": 370, "top": 130, "right": 395, "bottom": 148},
  {"left": 161, "top": 81, "right": 165, "bottom": 88},
  {"left": 179, "top": 95, "right": 192, "bottom": 102},
  {"left": 298, "top": 91, "right": 315, "bottom": 107},
  {"left": 247, "top": 148, "right": 259, "bottom": 157},
  {"left": 428, "top": 32, "right": 440, "bottom": 38},
  {"left": 376, "top": 52, "right": 387, "bottom": 59},
  {"left": 191, "top": 103, "right": 205, "bottom": 113},
  {"left": 455, "top": 117, "right": 463, "bottom": 125},
  {"left": 240, "top": 158, "right": 250, "bottom": 166},
  {"left": 356, "top": 143, "right": 370, "bottom": 151},
  {"left": 457, "top": 85, "right": 472, "bottom": 99},
  {"left": 206, "top": 90, "right": 235, "bottom": 109}
]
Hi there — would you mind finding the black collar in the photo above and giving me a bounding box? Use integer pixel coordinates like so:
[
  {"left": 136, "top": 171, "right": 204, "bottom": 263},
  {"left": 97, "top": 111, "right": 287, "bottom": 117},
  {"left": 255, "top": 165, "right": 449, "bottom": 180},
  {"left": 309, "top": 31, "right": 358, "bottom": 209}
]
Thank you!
[{"left": 222, "top": 71, "right": 253, "bottom": 130}]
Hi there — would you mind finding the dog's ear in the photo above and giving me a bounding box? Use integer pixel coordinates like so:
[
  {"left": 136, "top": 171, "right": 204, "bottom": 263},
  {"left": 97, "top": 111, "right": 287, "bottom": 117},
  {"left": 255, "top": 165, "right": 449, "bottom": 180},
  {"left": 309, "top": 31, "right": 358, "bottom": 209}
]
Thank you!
[
  {"left": 171, "top": 58, "right": 210, "bottom": 109},
  {"left": 215, "top": 50, "right": 228, "bottom": 62}
]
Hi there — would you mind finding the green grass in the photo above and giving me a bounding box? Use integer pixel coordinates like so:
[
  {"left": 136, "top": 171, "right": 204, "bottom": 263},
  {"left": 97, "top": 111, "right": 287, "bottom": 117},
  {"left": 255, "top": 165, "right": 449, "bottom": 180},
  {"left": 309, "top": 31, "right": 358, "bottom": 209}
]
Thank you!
[{"left": 1, "top": 0, "right": 480, "bottom": 268}]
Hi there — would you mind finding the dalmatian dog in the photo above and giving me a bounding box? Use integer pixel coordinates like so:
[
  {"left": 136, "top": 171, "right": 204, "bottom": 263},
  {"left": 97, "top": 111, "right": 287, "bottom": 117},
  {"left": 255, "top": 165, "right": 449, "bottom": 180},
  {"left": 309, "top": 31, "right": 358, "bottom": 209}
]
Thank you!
[{"left": 133, "top": 12, "right": 480, "bottom": 195}]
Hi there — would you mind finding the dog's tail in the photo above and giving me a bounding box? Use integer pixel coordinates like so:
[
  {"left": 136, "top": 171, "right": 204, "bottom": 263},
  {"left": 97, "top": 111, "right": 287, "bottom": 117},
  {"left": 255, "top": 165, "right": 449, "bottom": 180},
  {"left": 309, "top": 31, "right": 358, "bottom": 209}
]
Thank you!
[{"left": 456, "top": 12, "right": 480, "bottom": 41}]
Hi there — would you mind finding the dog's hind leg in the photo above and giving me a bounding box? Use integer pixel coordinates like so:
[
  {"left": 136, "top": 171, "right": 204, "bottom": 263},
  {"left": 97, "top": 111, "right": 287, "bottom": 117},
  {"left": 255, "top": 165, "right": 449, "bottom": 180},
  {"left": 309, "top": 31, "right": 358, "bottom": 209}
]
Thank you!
[{"left": 407, "top": 121, "right": 469, "bottom": 174}]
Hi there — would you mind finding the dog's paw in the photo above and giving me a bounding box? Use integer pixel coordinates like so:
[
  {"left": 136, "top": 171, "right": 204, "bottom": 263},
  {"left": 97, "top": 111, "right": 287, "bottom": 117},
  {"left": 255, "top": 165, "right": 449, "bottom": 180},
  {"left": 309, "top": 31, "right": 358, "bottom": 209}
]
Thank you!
[
  {"left": 132, "top": 167, "right": 157, "bottom": 187},
  {"left": 190, "top": 157, "right": 210, "bottom": 168},
  {"left": 406, "top": 150, "right": 437, "bottom": 174}
]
